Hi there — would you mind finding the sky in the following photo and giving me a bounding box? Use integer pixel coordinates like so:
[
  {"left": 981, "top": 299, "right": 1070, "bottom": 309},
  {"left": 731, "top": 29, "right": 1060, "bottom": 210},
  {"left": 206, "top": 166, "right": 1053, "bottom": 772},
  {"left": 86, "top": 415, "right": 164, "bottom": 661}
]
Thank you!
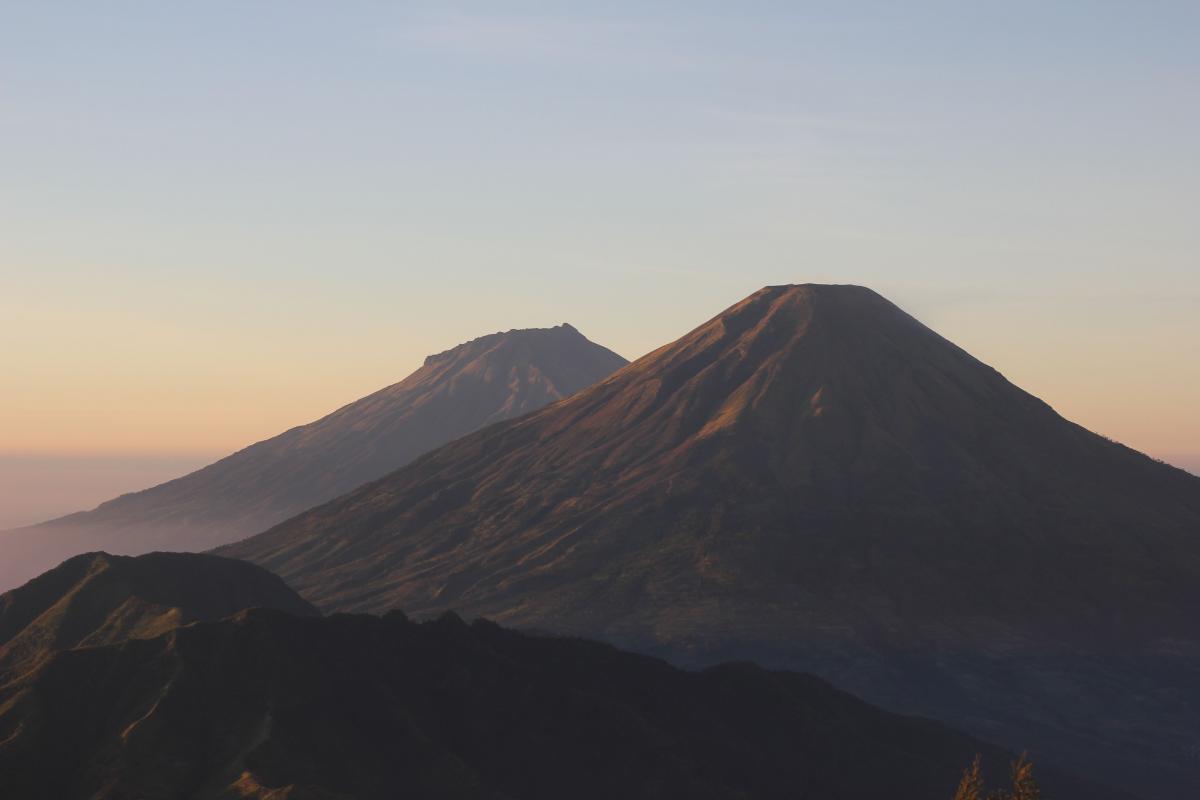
[{"left": 1, "top": 2, "right": 1198, "bottom": 523}]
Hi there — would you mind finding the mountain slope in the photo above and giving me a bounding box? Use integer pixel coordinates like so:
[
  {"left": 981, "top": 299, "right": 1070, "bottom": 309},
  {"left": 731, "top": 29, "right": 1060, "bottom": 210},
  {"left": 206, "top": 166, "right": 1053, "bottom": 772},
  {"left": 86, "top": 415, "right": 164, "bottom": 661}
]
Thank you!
[
  {"left": 0, "top": 551, "right": 316, "bottom": 679},
  {"left": 0, "top": 556, "right": 1114, "bottom": 800},
  {"left": 0, "top": 324, "right": 626, "bottom": 591},
  {"left": 220, "top": 284, "right": 1200, "bottom": 797}
]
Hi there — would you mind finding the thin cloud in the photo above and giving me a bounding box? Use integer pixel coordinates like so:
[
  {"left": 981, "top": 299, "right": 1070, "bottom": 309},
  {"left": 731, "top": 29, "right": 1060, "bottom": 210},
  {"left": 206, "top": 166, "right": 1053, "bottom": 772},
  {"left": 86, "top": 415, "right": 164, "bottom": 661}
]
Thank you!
[
  {"left": 393, "top": 13, "right": 702, "bottom": 70},
  {"left": 697, "top": 106, "right": 929, "bottom": 136}
]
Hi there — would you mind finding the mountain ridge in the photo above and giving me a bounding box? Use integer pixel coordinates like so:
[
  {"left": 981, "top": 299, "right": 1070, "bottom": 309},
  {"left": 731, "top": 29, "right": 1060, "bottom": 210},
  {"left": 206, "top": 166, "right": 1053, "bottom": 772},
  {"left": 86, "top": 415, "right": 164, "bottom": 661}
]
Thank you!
[{"left": 0, "top": 551, "right": 1121, "bottom": 800}]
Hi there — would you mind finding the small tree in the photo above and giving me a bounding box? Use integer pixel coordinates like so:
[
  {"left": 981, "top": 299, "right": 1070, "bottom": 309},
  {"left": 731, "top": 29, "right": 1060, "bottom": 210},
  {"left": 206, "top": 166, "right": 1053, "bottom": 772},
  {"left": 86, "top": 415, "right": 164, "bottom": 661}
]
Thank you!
[
  {"left": 953, "top": 753, "right": 1042, "bottom": 800},
  {"left": 954, "top": 754, "right": 985, "bottom": 800},
  {"left": 1008, "top": 753, "right": 1041, "bottom": 800}
]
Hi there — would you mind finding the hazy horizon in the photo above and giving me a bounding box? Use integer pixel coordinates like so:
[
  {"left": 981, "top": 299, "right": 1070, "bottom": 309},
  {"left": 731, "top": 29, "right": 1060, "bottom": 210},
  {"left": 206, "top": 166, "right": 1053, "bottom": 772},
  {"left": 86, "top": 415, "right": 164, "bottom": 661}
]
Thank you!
[{"left": 0, "top": 451, "right": 220, "bottom": 530}]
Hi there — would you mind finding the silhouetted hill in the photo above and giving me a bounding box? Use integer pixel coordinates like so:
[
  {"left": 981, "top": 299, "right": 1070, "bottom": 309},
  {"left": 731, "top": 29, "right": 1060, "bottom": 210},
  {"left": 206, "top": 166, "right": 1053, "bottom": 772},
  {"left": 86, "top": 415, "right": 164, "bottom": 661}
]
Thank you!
[
  {"left": 0, "top": 551, "right": 316, "bottom": 678},
  {"left": 220, "top": 284, "right": 1200, "bottom": 797},
  {"left": 0, "top": 325, "right": 626, "bottom": 590},
  {"left": 0, "top": 554, "right": 1116, "bottom": 799}
]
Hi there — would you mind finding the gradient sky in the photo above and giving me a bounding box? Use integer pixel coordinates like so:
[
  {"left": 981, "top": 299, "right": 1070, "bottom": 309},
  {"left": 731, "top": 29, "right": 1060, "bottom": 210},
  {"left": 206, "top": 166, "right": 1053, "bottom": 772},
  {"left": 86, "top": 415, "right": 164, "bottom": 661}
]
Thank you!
[{"left": 2, "top": 3, "right": 1198, "bottom": 491}]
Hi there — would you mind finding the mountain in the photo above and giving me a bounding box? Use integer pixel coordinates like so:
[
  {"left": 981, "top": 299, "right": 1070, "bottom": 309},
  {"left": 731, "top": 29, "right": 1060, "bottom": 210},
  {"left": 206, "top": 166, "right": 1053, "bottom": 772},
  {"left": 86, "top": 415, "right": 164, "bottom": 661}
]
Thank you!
[
  {"left": 0, "top": 551, "right": 316, "bottom": 678},
  {"left": 219, "top": 284, "right": 1200, "bottom": 798},
  {"left": 0, "top": 554, "right": 1113, "bottom": 800},
  {"left": 0, "top": 324, "right": 627, "bottom": 591}
]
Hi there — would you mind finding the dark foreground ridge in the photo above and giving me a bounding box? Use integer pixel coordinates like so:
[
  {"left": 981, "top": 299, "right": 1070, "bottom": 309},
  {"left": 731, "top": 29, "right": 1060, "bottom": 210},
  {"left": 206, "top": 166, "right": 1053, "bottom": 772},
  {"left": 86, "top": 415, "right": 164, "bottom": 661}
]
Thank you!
[
  {"left": 0, "top": 551, "right": 317, "bottom": 677},
  {"left": 0, "top": 324, "right": 627, "bottom": 590},
  {"left": 219, "top": 283, "right": 1200, "bottom": 797},
  {"left": 0, "top": 553, "right": 1116, "bottom": 800}
]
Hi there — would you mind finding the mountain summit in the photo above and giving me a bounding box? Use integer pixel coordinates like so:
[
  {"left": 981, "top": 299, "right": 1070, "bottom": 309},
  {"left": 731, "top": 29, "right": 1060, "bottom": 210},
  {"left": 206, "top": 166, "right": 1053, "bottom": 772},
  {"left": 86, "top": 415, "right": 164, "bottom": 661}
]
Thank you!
[
  {"left": 0, "top": 324, "right": 626, "bottom": 591},
  {"left": 221, "top": 284, "right": 1200, "bottom": 797}
]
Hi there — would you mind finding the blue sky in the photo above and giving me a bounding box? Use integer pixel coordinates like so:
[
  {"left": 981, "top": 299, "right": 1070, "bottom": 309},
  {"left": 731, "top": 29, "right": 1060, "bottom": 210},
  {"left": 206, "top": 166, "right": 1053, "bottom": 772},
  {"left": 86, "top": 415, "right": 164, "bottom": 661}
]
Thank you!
[{"left": 1, "top": 2, "right": 1197, "bottom": 471}]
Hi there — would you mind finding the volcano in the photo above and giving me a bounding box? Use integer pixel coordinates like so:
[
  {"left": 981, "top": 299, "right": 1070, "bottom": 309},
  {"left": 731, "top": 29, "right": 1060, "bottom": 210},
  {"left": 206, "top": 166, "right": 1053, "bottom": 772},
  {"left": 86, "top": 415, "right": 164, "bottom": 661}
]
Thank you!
[
  {"left": 220, "top": 284, "right": 1200, "bottom": 796},
  {"left": 0, "top": 324, "right": 626, "bottom": 591}
]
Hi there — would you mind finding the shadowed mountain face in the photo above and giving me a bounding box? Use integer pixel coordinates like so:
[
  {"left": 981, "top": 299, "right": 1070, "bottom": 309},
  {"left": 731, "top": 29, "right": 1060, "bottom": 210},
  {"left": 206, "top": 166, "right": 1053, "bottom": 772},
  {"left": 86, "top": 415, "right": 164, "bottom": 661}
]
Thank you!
[
  {"left": 0, "top": 551, "right": 316, "bottom": 679},
  {"left": 220, "top": 284, "right": 1200, "bottom": 797},
  {"left": 0, "top": 555, "right": 1114, "bottom": 800},
  {"left": 0, "top": 325, "right": 626, "bottom": 591}
]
